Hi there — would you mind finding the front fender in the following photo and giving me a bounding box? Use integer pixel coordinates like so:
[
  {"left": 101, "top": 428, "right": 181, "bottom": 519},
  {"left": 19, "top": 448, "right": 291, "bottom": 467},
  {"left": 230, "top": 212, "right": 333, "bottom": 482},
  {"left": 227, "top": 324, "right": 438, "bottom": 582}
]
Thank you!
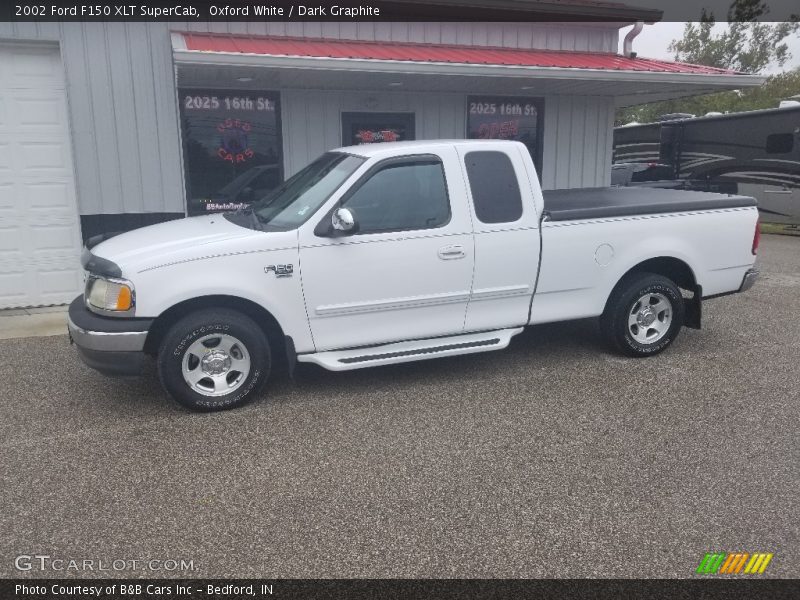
[{"left": 131, "top": 248, "right": 315, "bottom": 353}]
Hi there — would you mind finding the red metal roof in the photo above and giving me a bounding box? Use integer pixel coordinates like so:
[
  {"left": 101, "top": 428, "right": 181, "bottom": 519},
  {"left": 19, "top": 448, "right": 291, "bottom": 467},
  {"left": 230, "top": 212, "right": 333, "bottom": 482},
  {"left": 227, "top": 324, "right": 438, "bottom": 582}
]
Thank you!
[{"left": 180, "top": 33, "right": 738, "bottom": 75}]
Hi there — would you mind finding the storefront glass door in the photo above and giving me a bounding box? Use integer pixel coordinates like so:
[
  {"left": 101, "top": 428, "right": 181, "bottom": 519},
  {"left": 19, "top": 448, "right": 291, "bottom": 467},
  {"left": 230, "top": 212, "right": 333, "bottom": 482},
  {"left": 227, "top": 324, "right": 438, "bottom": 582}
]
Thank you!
[{"left": 179, "top": 89, "right": 282, "bottom": 215}]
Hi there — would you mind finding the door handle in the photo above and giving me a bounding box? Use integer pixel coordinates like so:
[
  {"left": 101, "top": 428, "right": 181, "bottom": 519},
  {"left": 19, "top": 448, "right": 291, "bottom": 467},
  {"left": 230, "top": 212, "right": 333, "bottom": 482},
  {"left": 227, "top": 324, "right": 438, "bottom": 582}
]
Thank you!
[{"left": 438, "top": 244, "right": 466, "bottom": 260}]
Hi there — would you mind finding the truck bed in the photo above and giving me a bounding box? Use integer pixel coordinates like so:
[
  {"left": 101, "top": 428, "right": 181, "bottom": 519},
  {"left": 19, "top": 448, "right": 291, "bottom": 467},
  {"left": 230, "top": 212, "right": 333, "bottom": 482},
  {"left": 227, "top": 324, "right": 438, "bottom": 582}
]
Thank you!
[{"left": 542, "top": 187, "right": 756, "bottom": 222}]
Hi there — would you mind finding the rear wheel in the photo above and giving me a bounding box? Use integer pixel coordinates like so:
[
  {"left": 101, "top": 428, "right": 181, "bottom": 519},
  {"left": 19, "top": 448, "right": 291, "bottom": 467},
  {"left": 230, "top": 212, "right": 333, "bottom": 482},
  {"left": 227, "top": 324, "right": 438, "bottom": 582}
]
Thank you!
[
  {"left": 601, "top": 273, "right": 684, "bottom": 357},
  {"left": 157, "top": 309, "right": 271, "bottom": 411}
]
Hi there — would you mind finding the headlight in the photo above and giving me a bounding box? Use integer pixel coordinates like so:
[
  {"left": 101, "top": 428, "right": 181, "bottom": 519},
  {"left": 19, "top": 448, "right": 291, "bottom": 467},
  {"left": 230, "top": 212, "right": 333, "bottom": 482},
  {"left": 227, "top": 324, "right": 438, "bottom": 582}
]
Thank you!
[{"left": 86, "top": 276, "right": 135, "bottom": 313}]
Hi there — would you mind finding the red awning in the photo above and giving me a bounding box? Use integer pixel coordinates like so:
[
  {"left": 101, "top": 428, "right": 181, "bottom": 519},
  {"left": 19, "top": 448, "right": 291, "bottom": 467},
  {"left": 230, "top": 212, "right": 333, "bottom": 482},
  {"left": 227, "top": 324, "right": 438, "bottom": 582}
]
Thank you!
[{"left": 179, "top": 33, "right": 737, "bottom": 76}]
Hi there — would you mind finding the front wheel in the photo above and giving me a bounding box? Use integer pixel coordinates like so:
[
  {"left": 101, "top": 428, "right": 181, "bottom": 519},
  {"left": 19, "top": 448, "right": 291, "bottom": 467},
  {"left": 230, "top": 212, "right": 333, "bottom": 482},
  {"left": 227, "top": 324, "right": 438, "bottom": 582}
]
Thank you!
[
  {"left": 601, "top": 273, "right": 685, "bottom": 357},
  {"left": 157, "top": 309, "right": 271, "bottom": 411}
]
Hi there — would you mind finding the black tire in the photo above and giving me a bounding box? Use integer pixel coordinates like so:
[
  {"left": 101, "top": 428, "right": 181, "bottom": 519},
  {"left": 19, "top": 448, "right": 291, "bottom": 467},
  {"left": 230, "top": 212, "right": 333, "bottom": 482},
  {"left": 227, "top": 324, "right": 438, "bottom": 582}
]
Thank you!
[
  {"left": 601, "top": 272, "right": 685, "bottom": 358},
  {"left": 157, "top": 308, "right": 271, "bottom": 412}
]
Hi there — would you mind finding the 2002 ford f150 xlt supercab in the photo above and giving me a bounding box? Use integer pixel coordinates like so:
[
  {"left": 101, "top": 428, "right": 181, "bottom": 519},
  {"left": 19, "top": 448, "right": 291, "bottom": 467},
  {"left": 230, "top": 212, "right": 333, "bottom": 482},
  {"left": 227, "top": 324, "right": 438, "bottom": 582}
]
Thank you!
[{"left": 68, "top": 140, "right": 760, "bottom": 411}]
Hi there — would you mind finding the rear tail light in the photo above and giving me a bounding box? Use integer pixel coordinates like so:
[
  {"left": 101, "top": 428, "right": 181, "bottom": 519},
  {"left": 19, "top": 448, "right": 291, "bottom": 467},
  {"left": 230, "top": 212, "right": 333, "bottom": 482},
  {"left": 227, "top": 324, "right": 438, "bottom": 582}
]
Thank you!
[{"left": 752, "top": 217, "right": 760, "bottom": 255}]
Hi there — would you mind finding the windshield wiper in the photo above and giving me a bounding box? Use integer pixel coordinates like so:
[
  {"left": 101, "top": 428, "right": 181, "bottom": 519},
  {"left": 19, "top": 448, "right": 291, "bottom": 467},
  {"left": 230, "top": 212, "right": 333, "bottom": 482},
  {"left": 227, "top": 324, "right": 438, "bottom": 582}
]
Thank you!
[
  {"left": 228, "top": 205, "right": 263, "bottom": 231},
  {"left": 247, "top": 207, "right": 264, "bottom": 231}
]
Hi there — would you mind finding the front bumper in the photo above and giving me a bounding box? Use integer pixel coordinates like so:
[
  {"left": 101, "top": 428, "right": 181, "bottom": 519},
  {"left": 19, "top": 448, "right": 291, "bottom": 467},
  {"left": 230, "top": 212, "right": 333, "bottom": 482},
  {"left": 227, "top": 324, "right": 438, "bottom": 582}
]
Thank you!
[
  {"left": 739, "top": 268, "right": 759, "bottom": 293},
  {"left": 67, "top": 296, "right": 153, "bottom": 376}
]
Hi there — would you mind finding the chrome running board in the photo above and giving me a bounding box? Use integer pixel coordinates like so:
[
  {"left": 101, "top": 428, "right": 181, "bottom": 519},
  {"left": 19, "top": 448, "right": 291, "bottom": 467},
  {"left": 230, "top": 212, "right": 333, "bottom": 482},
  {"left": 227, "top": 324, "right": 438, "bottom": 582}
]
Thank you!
[{"left": 297, "top": 328, "right": 523, "bottom": 372}]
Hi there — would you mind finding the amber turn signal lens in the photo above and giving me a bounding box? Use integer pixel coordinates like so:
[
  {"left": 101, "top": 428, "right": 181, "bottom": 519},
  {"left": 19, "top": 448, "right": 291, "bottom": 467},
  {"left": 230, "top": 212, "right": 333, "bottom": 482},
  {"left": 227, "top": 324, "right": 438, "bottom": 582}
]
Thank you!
[{"left": 115, "top": 285, "right": 132, "bottom": 311}]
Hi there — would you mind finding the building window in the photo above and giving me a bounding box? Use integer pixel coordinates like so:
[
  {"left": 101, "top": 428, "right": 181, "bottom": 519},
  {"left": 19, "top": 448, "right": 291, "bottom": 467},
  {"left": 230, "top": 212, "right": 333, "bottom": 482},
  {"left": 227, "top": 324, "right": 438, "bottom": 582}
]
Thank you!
[
  {"left": 464, "top": 151, "right": 523, "bottom": 224},
  {"left": 179, "top": 89, "right": 282, "bottom": 216},
  {"left": 341, "top": 112, "right": 415, "bottom": 146},
  {"left": 765, "top": 133, "right": 794, "bottom": 154},
  {"left": 342, "top": 158, "right": 450, "bottom": 233},
  {"left": 466, "top": 96, "right": 544, "bottom": 175}
]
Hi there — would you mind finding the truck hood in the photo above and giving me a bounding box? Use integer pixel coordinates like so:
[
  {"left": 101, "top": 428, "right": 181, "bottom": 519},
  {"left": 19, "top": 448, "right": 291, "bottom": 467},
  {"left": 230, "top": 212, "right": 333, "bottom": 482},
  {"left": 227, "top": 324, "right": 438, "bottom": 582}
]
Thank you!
[{"left": 90, "top": 215, "right": 267, "bottom": 274}]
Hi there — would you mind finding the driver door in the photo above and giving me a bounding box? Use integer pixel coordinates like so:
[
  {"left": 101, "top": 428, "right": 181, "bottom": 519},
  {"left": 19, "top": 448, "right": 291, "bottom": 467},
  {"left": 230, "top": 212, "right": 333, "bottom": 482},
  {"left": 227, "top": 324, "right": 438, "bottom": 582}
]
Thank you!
[{"left": 298, "top": 148, "right": 474, "bottom": 352}]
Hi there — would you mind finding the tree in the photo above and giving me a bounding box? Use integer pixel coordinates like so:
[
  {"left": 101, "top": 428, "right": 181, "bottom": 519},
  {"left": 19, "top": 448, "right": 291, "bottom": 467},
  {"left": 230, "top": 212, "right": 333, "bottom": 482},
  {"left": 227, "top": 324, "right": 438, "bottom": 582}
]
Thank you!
[
  {"left": 724, "top": 0, "right": 768, "bottom": 23},
  {"left": 668, "top": 20, "right": 798, "bottom": 74}
]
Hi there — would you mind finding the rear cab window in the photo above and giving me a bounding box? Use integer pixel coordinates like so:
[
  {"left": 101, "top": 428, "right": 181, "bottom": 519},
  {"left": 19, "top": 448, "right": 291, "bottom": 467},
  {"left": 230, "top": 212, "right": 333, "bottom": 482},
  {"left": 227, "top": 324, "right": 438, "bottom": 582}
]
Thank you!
[{"left": 464, "top": 151, "right": 524, "bottom": 224}]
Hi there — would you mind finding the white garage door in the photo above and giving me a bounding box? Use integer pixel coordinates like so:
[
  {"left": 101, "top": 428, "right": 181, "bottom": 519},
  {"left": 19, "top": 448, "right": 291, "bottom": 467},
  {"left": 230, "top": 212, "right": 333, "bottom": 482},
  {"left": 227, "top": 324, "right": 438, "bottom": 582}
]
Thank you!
[{"left": 0, "top": 43, "right": 83, "bottom": 308}]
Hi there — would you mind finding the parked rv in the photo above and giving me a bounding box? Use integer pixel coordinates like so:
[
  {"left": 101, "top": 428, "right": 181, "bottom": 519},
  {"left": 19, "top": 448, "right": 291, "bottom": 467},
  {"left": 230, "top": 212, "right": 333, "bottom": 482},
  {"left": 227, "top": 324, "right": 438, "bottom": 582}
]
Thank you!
[{"left": 613, "top": 103, "right": 800, "bottom": 224}]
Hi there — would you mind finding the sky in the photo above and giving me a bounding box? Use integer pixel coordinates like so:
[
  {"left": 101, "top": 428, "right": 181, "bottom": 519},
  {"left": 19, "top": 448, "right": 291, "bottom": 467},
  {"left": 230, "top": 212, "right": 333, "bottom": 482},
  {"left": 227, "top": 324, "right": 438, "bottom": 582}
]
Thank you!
[{"left": 618, "top": 22, "right": 800, "bottom": 74}]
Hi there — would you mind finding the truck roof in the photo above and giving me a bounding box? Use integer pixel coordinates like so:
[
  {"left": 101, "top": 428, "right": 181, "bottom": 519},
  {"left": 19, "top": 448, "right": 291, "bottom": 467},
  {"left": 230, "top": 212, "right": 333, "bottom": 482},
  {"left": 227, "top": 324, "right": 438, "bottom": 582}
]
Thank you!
[{"left": 333, "top": 139, "right": 526, "bottom": 158}]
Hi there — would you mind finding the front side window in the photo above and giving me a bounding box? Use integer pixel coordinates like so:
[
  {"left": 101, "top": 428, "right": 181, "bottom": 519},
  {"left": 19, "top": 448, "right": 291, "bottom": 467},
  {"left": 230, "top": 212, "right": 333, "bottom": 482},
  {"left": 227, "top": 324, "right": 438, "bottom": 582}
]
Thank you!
[{"left": 342, "top": 159, "right": 450, "bottom": 234}]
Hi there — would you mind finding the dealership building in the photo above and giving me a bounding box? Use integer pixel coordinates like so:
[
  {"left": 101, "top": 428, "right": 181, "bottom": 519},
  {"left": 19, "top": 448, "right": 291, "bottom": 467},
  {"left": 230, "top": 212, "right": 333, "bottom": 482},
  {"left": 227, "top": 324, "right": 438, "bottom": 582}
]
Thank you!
[{"left": 0, "top": 1, "right": 762, "bottom": 308}]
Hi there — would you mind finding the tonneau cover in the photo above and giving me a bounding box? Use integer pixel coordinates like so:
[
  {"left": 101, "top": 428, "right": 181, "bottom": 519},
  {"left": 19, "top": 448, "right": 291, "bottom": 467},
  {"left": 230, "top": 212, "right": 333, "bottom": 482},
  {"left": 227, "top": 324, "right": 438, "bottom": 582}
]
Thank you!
[{"left": 542, "top": 187, "right": 756, "bottom": 222}]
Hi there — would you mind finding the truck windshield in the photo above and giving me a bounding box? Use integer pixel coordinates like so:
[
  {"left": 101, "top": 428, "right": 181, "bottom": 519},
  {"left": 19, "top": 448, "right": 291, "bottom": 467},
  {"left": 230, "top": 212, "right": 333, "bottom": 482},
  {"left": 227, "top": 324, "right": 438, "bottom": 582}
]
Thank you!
[{"left": 225, "top": 152, "right": 365, "bottom": 231}]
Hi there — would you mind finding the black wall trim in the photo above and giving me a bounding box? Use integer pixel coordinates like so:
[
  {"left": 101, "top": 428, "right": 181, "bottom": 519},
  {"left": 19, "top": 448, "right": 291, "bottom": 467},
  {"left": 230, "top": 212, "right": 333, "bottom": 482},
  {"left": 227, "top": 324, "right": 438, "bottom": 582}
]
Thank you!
[{"left": 80, "top": 213, "right": 185, "bottom": 244}]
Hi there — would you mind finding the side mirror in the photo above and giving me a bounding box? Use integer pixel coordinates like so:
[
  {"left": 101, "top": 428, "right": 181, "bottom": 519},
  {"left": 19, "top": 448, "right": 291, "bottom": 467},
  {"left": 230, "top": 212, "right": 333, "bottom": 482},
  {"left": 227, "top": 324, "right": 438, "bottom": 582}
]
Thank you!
[{"left": 332, "top": 207, "right": 358, "bottom": 234}]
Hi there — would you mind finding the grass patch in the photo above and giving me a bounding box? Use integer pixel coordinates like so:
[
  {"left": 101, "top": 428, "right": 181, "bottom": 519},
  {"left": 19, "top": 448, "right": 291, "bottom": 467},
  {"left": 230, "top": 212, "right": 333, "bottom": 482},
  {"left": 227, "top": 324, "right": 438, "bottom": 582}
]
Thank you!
[{"left": 760, "top": 222, "right": 800, "bottom": 237}]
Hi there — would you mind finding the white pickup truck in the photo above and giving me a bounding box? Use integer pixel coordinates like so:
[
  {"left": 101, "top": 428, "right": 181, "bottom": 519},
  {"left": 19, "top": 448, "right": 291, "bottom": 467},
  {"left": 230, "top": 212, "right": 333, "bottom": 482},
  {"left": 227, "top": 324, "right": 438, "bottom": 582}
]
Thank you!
[{"left": 68, "top": 140, "right": 760, "bottom": 411}]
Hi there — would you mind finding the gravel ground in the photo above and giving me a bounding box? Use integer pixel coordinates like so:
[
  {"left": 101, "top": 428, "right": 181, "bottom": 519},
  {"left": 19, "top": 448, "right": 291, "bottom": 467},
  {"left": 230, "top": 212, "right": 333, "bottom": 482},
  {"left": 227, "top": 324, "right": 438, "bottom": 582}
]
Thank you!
[{"left": 1, "top": 234, "right": 798, "bottom": 579}]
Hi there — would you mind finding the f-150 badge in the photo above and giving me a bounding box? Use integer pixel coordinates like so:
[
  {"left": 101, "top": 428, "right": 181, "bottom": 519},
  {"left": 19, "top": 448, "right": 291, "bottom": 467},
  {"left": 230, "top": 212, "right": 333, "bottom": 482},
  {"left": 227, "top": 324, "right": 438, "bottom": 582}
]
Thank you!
[{"left": 265, "top": 264, "right": 293, "bottom": 278}]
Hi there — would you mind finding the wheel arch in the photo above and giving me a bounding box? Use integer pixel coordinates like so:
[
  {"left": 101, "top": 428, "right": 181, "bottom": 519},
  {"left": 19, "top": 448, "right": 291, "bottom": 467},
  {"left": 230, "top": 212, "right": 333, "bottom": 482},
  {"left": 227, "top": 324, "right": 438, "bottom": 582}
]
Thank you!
[
  {"left": 624, "top": 256, "right": 697, "bottom": 290},
  {"left": 604, "top": 256, "right": 698, "bottom": 314},
  {"left": 144, "top": 295, "right": 287, "bottom": 359}
]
